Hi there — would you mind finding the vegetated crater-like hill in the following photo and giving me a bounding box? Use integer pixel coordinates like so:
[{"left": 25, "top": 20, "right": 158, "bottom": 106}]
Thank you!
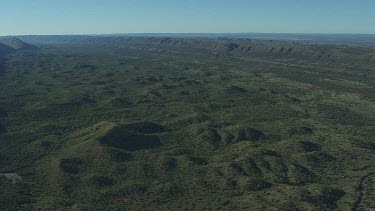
[{"left": 84, "top": 37, "right": 375, "bottom": 64}]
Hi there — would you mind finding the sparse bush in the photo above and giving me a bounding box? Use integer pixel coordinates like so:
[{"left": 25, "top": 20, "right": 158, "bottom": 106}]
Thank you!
[
  {"left": 240, "top": 157, "right": 262, "bottom": 175},
  {"left": 304, "top": 152, "right": 335, "bottom": 166},
  {"left": 200, "top": 128, "right": 222, "bottom": 145},
  {"left": 240, "top": 179, "right": 272, "bottom": 191},
  {"left": 154, "top": 182, "right": 183, "bottom": 197},
  {"left": 287, "top": 164, "right": 316, "bottom": 185},
  {"left": 225, "top": 85, "right": 247, "bottom": 94},
  {"left": 88, "top": 176, "right": 115, "bottom": 187},
  {"left": 125, "top": 122, "right": 165, "bottom": 134},
  {"left": 60, "top": 157, "right": 84, "bottom": 174},
  {"left": 304, "top": 187, "right": 345, "bottom": 209},
  {"left": 108, "top": 149, "right": 132, "bottom": 162},
  {"left": 158, "top": 156, "right": 177, "bottom": 172},
  {"left": 289, "top": 127, "right": 314, "bottom": 136},
  {"left": 119, "top": 183, "right": 148, "bottom": 195},
  {"left": 186, "top": 155, "right": 207, "bottom": 165},
  {"left": 223, "top": 133, "right": 235, "bottom": 144},
  {"left": 0, "top": 108, "right": 7, "bottom": 118},
  {"left": 0, "top": 123, "right": 5, "bottom": 133},
  {"left": 236, "top": 127, "right": 265, "bottom": 142}
]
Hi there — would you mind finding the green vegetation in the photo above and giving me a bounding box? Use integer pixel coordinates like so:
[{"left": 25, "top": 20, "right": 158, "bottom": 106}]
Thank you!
[{"left": 0, "top": 37, "right": 374, "bottom": 210}]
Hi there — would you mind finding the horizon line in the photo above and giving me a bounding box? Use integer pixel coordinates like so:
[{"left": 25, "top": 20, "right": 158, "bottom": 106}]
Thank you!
[{"left": 1, "top": 32, "right": 375, "bottom": 37}]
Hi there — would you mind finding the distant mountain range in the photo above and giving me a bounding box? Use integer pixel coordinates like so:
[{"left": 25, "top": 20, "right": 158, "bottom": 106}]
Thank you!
[
  {"left": 1, "top": 36, "right": 374, "bottom": 64},
  {"left": 16, "top": 35, "right": 374, "bottom": 64},
  {"left": 13, "top": 33, "right": 375, "bottom": 46}
]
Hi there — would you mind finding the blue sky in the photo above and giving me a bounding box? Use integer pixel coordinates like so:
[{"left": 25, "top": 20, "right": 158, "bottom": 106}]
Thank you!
[{"left": 1, "top": 0, "right": 375, "bottom": 35}]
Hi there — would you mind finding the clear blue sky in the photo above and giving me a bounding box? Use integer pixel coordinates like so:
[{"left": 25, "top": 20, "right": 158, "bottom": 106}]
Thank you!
[{"left": 1, "top": 0, "right": 375, "bottom": 35}]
